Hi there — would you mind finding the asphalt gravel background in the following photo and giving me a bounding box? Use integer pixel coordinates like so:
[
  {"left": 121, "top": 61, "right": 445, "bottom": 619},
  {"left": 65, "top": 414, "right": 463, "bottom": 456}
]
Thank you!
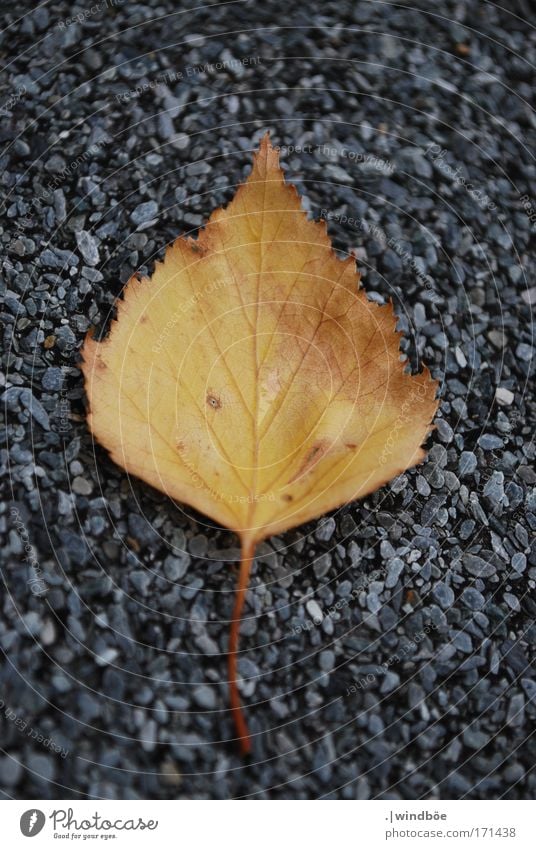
[{"left": 1, "top": 0, "right": 535, "bottom": 800}]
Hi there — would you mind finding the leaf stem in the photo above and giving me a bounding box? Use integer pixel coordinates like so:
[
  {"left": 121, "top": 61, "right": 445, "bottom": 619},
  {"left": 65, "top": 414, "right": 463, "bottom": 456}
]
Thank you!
[{"left": 228, "top": 538, "right": 254, "bottom": 756}]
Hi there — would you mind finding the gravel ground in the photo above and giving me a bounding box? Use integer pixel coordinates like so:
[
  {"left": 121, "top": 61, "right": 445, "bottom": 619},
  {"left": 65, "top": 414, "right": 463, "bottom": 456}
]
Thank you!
[{"left": 1, "top": 0, "right": 535, "bottom": 800}]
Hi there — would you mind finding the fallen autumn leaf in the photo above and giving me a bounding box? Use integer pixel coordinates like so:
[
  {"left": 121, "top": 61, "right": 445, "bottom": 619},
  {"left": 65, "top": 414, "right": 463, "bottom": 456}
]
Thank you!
[{"left": 81, "top": 133, "right": 438, "bottom": 754}]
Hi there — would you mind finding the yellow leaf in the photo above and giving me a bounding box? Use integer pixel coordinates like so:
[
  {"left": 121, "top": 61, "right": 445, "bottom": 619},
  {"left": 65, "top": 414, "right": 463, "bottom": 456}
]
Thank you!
[{"left": 81, "top": 134, "right": 438, "bottom": 753}]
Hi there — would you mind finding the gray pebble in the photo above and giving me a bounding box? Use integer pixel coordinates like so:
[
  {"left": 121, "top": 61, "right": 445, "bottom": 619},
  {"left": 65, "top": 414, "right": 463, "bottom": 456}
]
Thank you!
[
  {"left": 306, "top": 599, "right": 323, "bottom": 623},
  {"left": 432, "top": 581, "right": 454, "bottom": 609},
  {"left": 478, "top": 434, "right": 503, "bottom": 451},
  {"left": 380, "top": 671, "right": 400, "bottom": 693},
  {"left": 461, "top": 587, "right": 485, "bottom": 610},
  {"left": 495, "top": 387, "right": 514, "bottom": 406},
  {"left": 464, "top": 554, "right": 496, "bottom": 578},
  {"left": 131, "top": 201, "right": 159, "bottom": 226},
  {"left": 0, "top": 756, "right": 23, "bottom": 786},
  {"left": 130, "top": 570, "right": 151, "bottom": 594},
  {"left": 459, "top": 451, "right": 477, "bottom": 477},
  {"left": 511, "top": 553, "right": 526, "bottom": 574},
  {"left": 483, "top": 471, "right": 505, "bottom": 506},
  {"left": 452, "top": 630, "right": 473, "bottom": 653},
  {"left": 42, "top": 366, "right": 64, "bottom": 391},
  {"left": 315, "top": 517, "right": 336, "bottom": 542},
  {"left": 504, "top": 593, "right": 520, "bottom": 612},
  {"left": 516, "top": 343, "right": 532, "bottom": 362},
  {"left": 319, "top": 650, "right": 335, "bottom": 672},
  {"left": 72, "top": 476, "right": 93, "bottom": 496},
  {"left": 385, "top": 558, "right": 404, "bottom": 588},
  {"left": 164, "top": 552, "right": 190, "bottom": 581},
  {"left": 313, "top": 553, "right": 332, "bottom": 579},
  {"left": 193, "top": 685, "right": 216, "bottom": 710},
  {"left": 75, "top": 230, "right": 100, "bottom": 266}
]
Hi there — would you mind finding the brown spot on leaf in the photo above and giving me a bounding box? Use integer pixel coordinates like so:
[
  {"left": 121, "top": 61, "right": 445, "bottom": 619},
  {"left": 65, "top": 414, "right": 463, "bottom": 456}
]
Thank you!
[
  {"left": 287, "top": 440, "right": 329, "bottom": 485},
  {"left": 207, "top": 393, "right": 221, "bottom": 410}
]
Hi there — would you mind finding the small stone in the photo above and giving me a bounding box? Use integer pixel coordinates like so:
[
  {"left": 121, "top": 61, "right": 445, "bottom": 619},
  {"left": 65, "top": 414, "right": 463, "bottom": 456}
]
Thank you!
[
  {"left": 14, "top": 139, "right": 30, "bottom": 157},
  {"left": 75, "top": 230, "right": 100, "bottom": 266},
  {"left": 130, "top": 570, "right": 151, "bottom": 594},
  {"left": 464, "top": 554, "right": 495, "bottom": 578},
  {"left": 131, "top": 200, "right": 159, "bottom": 226},
  {"left": 55, "top": 325, "right": 76, "bottom": 351},
  {"left": 432, "top": 581, "right": 454, "bottom": 609},
  {"left": 158, "top": 113, "right": 175, "bottom": 140},
  {"left": 516, "top": 342, "right": 532, "bottom": 362},
  {"left": 436, "top": 418, "right": 454, "bottom": 443},
  {"left": 195, "top": 633, "right": 220, "bottom": 654},
  {"left": 469, "top": 493, "right": 488, "bottom": 525},
  {"left": 313, "top": 553, "right": 332, "bottom": 579},
  {"left": 414, "top": 302, "right": 427, "bottom": 327},
  {"left": 452, "top": 630, "right": 472, "bottom": 653},
  {"left": 455, "top": 346, "right": 467, "bottom": 368},
  {"left": 506, "top": 693, "right": 525, "bottom": 727},
  {"left": 95, "top": 647, "right": 118, "bottom": 666},
  {"left": 41, "top": 619, "right": 56, "bottom": 645},
  {"left": 459, "top": 451, "right": 477, "bottom": 477},
  {"left": 141, "top": 719, "right": 157, "bottom": 752},
  {"left": 26, "top": 753, "right": 56, "bottom": 783},
  {"left": 72, "top": 476, "right": 93, "bottom": 496},
  {"left": 483, "top": 471, "right": 505, "bottom": 506},
  {"left": 521, "top": 287, "right": 536, "bottom": 307},
  {"left": 356, "top": 776, "right": 370, "bottom": 800},
  {"left": 181, "top": 577, "right": 202, "bottom": 600},
  {"left": 385, "top": 558, "right": 404, "bottom": 588},
  {"left": 380, "top": 671, "right": 400, "bottom": 693},
  {"left": 0, "top": 756, "right": 23, "bottom": 786},
  {"left": 42, "top": 366, "right": 64, "bottom": 391},
  {"left": 459, "top": 519, "right": 475, "bottom": 539},
  {"left": 306, "top": 599, "right": 323, "bottom": 623},
  {"left": 390, "top": 474, "right": 408, "bottom": 493},
  {"left": 463, "top": 727, "right": 489, "bottom": 749},
  {"left": 495, "top": 387, "right": 514, "bottom": 406},
  {"left": 160, "top": 758, "right": 182, "bottom": 787},
  {"left": 193, "top": 685, "right": 216, "bottom": 710},
  {"left": 504, "top": 593, "right": 520, "bottom": 612},
  {"left": 164, "top": 552, "right": 190, "bottom": 581},
  {"left": 511, "top": 553, "right": 526, "bottom": 574},
  {"left": 488, "top": 330, "right": 506, "bottom": 348},
  {"left": 128, "top": 514, "right": 157, "bottom": 546},
  {"left": 227, "top": 94, "right": 239, "bottom": 114},
  {"left": 188, "top": 534, "right": 208, "bottom": 557},
  {"left": 423, "top": 464, "right": 444, "bottom": 488},
  {"left": 478, "top": 434, "right": 503, "bottom": 450},
  {"left": 315, "top": 517, "right": 336, "bottom": 542},
  {"left": 461, "top": 587, "right": 485, "bottom": 610},
  {"left": 10, "top": 388, "right": 50, "bottom": 430},
  {"left": 171, "top": 133, "right": 189, "bottom": 151},
  {"left": 521, "top": 679, "right": 536, "bottom": 702},
  {"left": 366, "top": 592, "right": 382, "bottom": 614},
  {"left": 416, "top": 475, "right": 431, "bottom": 496},
  {"left": 319, "top": 650, "right": 335, "bottom": 672}
]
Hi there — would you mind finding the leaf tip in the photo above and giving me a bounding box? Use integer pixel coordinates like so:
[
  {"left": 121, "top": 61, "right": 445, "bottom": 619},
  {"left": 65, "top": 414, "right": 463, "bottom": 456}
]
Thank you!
[{"left": 252, "top": 131, "right": 281, "bottom": 181}]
